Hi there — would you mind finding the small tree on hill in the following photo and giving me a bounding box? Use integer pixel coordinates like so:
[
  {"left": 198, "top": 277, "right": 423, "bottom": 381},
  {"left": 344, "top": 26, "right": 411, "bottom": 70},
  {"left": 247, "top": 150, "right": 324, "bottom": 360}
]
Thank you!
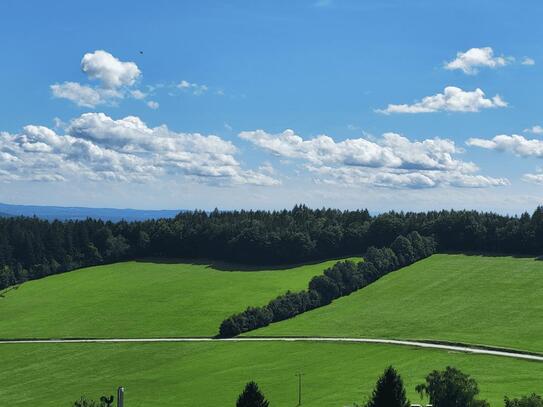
[
  {"left": 416, "top": 366, "right": 489, "bottom": 407},
  {"left": 236, "top": 381, "right": 270, "bottom": 407},
  {"left": 365, "top": 366, "right": 410, "bottom": 407}
]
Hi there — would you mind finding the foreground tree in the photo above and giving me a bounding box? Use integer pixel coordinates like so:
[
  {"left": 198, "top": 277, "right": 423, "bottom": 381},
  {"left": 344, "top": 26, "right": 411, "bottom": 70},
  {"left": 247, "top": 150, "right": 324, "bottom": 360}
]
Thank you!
[
  {"left": 236, "top": 381, "right": 270, "bottom": 407},
  {"left": 416, "top": 366, "right": 489, "bottom": 407},
  {"left": 72, "top": 395, "right": 114, "bottom": 407},
  {"left": 365, "top": 366, "right": 410, "bottom": 407},
  {"left": 505, "top": 394, "right": 543, "bottom": 407}
]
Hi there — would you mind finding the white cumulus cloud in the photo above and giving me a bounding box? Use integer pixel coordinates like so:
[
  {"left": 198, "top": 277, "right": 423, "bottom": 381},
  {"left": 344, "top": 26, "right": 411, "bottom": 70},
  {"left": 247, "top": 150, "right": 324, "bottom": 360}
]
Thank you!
[
  {"left": 467, "top": 134, "right": 543, "bottom": 157},
  {"left": 51, "top": 51, "right": 151, "bottom": 108},
  {"left": 51, "top": 82, "right": 106, "bottom": 108},
  {"left": 81, "top": 50, "right": 141, "bottom": 89},
  {"left": 378, "top": 86, "right": 507, "bottom": 114},
  {"left": 444, "top": 47, "right": 512, "bottom": 75},
  {"left": 0, "top": 114, "right": 280, "bottom": 187},
  {"left": 524, "top": 125, "right": 543, "bottom": 135},
  {"left": 240, "top": 129, "right": 507, "bottom": 189}
]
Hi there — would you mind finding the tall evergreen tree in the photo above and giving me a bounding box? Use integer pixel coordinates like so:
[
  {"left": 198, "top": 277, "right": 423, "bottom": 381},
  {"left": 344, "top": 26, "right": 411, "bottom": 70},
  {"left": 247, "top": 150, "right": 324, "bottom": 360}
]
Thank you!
[
  {"left": 236, "top": 381, "right": 270, "bottom": 407},
  {"left": 365, "top": 366, "right": 409, "bottom": 407}
]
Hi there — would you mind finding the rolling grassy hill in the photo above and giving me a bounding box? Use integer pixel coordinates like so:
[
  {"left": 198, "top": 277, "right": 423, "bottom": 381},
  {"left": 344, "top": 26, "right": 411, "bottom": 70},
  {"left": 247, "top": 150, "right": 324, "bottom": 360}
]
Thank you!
[
  {"left": 0, "top": 258, "right": 358, "bottom": 339},
  {"left": 1, "top": 341, "right": 542, "bottom": 407},
  {"left": 248, "top": 254, "right": 543, "bottom": 353}
]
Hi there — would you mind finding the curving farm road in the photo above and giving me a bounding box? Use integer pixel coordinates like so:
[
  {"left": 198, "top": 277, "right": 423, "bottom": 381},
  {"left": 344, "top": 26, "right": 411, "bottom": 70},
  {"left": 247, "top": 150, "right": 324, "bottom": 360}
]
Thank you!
[{"left": 1, "top": 336, "right": 542, "bottom": 362}]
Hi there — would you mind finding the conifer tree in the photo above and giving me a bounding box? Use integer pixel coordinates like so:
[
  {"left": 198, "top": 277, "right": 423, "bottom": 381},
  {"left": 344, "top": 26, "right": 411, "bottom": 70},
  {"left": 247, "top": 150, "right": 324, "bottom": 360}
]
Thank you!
[
  {"left": 236, "top": 381, "right": 270, "bottom": 407},
  {"left": 365, "top": 366, "right": 409, "bottom": 407}
]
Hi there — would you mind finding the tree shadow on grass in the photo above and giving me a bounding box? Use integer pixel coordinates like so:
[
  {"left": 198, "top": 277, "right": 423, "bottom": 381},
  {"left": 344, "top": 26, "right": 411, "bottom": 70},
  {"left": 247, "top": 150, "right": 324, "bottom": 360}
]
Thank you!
[
  {"left": 439, "top": 250, "right": 540, "bottom": 260},
  {"left": 133, "top": 255, "right": 362, "bottom": 272}
]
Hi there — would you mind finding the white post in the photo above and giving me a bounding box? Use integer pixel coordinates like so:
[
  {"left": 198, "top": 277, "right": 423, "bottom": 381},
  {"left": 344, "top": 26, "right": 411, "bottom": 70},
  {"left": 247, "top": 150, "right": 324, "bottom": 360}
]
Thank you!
[{"left": 117, "top": 387, "right": 124, "bottom": 407}]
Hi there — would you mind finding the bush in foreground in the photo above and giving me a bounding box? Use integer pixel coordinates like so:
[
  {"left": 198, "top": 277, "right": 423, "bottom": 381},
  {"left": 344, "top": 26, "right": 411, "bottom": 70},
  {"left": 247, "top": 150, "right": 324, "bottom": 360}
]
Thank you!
[
  {"left": 72, "top": 395, "right": 113, "bottom": 407},
  {"left": 505, "top": 394, "right": 543, "bottom": 407}
]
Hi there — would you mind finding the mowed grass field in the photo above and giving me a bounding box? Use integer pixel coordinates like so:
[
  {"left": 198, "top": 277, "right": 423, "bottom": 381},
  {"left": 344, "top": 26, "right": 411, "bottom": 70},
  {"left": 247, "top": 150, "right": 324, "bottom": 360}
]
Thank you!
[
  {"left": 0, "top": 258, "right": 358, "bottom": 339},
  {"left": 249, "top": 254, "right": 543, "bottom": 353},
  {"left": 1, "top": 341, "right": 542, "bottom": 407}
]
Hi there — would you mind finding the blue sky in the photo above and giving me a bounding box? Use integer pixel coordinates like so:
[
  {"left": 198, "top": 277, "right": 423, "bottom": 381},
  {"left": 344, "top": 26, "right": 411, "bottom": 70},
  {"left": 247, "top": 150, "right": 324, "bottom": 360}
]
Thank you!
[{"left": 1, "top": 0, "right": 543, "bottom": 212}]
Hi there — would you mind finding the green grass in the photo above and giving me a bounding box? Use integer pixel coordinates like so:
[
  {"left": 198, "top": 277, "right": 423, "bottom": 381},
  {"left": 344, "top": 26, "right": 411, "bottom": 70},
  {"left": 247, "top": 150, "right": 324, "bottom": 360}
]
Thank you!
[
  {"left": 0, "top": 258, "right": 358, "bottom": 339},
  {"left": 249, "top": 254, "right": 543, "bottom": 353},
  {"left": 1, "top": 341, "right": 542, "bottom": 407}
]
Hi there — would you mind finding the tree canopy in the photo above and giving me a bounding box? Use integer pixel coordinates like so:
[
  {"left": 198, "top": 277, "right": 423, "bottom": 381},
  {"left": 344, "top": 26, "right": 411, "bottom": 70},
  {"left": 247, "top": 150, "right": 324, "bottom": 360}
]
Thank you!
[
  {"left": 2, "top": 205, "right": 543, "bottom": 291},
  {"left": 415, "top": 366, "right": 489, "bottom": 407}
]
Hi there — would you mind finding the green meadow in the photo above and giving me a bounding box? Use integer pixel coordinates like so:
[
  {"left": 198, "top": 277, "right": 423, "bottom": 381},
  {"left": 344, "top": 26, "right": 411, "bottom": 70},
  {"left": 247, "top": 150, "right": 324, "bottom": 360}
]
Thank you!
[
  {"left": 250, "top": 254, "right": 543, "bottom": 353},
  {"left": 1, "top": 341, "right": 542, "bottom": 407},
  {"left": 0, "top": 258, "right": 358, "bottom": 339}
]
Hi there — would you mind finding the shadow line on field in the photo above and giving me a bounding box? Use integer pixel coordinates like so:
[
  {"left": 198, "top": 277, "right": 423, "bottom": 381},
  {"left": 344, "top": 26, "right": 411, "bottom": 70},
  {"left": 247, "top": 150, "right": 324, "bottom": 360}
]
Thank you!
[{"left": 134, "top": 255, "right": 362, "bottom": 272}]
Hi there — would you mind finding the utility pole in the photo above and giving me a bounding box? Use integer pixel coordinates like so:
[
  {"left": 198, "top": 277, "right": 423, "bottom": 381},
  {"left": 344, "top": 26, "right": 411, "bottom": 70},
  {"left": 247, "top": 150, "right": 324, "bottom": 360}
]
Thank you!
[{"left": 295, "top": 372, "right": 304, "bottom": 406}]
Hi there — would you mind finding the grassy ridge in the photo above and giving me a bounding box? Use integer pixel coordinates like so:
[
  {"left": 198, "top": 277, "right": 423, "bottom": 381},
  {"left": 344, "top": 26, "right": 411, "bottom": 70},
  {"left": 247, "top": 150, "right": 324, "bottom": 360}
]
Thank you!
[
  {"left": 249, "top": 254, "right": 543, "bottom": 353},
  {"left": 1, "top": 341, "right": 542, "bottom": 407},
  {"left": 0, "top": 258, "right": 358, "bottom": 339}
]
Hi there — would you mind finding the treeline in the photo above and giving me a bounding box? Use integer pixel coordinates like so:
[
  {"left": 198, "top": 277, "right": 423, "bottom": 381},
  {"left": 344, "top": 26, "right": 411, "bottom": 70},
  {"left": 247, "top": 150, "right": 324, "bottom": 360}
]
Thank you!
[
  {"left": 218, "top": 231, "right": 435, "bottom": 337},
  {"left": 3, "top": 205, "right": 543, "bottom": 290},
  {"left": 234, "top": 366, "right": 543, "bottom": 407},
  {"left": 363, "top": 365, "right": 542, "bottom": 407}
]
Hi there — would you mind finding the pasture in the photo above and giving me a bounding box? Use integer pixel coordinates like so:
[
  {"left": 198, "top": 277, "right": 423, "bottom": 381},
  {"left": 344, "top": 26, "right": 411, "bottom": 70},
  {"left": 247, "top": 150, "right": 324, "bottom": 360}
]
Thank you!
[
  {"left": 1, "top": 341, "right": 542, "bottom": 407},
  {"left": 0, "top": 258, "right": 358, "bottom": 339},
  {"left": 250, "top": 254, "right": 543, "bottom": 353}
]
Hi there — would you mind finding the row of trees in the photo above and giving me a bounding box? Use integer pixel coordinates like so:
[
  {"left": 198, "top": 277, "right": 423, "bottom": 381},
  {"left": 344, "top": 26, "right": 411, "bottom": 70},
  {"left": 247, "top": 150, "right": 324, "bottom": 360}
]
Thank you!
[
  {"left": 364, "top": 365, "right": 540, "bottom": 407},
  {"left": 233, "top": 367, "right": 543, "bottom": 407},
  {"left": 218, "top": 232, "right": 436, "bottom": 337},
  {"left": 3, "top": 205, "right": 543, "bottom": 290}
]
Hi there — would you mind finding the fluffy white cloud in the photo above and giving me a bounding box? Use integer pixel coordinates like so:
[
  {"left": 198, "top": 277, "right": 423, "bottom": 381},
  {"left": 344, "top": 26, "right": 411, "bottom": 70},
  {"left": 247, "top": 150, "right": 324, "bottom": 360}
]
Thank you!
[
  {"left": 240, "top": 129, "right": 507, "bottom": 189},
  {"left": 178, "top": 80, "right": 208, "bottom": 95},
  {"left": 0, "top": 114, "right": 279, "bottom": 187},
  {"left": 444, "top": 47, "right": 512, "bottom": 74},
  {"left": 51, "top": 82, "right": 106, "bottom": 108},
  {"left": 147, "top": 100, "right": 159, "bottom": 110},
  {"left": 468, "top": 135, "right": 543, "bottom": 186},
  {"left": 524, "top": 125, "right": 543, "bottom": 135},
  {"left": 522, "top": 57, "right": 536, "bottom": 66},
  {"left": 467, "top": 134, "right": 543, "bottom": 157},
  {"left": 378, "top": 86, "right": 507, "bottom": 114},
  {"left": 81, "top": 50, "right": 141, "bottom": 89},
  {"left": 52, "top": 51, "right": 149, "bottom": 108}
]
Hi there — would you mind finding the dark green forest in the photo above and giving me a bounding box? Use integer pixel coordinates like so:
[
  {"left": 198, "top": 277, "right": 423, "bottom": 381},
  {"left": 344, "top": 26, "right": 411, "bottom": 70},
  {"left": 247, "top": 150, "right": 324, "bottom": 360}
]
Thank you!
[{"left": 2, "top": 205, "right": 543, "bottom": 290}]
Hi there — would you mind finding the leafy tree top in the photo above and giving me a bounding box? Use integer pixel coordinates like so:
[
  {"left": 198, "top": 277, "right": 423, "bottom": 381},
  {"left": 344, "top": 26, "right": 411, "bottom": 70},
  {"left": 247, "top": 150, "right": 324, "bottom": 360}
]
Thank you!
[{"left": 415, "top": 366, "right": 489, "bottom": 407}]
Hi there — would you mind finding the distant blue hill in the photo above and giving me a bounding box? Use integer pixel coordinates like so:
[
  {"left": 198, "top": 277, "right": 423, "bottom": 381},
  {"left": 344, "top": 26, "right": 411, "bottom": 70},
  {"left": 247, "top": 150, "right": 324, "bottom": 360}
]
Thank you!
[{"left": 0, "top": 202, "right": 183, "bottom": 222}]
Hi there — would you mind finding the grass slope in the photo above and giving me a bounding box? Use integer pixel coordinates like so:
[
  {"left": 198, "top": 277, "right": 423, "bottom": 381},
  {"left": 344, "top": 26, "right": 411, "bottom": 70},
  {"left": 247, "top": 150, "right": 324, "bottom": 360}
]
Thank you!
[
  {"left": 249, "top": 254, "right": 543, "bottom": 353},
  {"left": 1, "top": 341, "right": 542, "bottom": 407},
  {"left": 0, "top": 258, "right": 358, "bottom": 339}
]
